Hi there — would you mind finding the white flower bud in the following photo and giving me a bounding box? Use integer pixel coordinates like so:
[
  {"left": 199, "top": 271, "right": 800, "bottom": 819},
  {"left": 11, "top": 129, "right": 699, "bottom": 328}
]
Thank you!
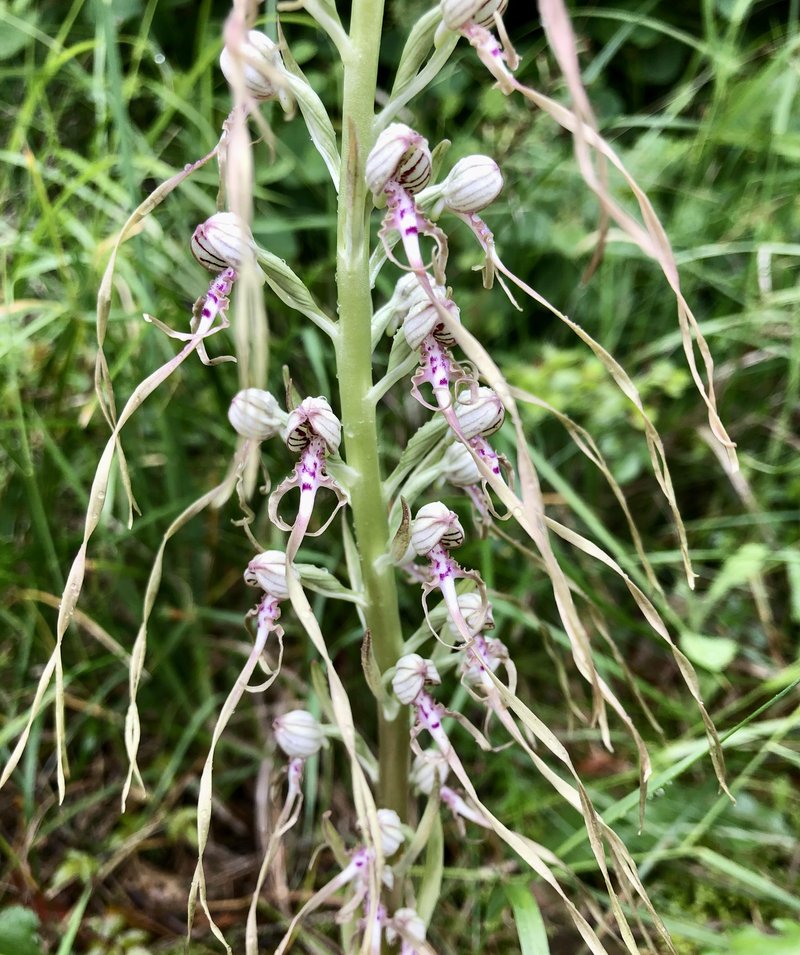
[
  {"left": 285, "top": 396, "right": 341, "bottom": 454},
  {"left": 411, "top": 502, "right": 465, "bottom": 555},
  {"left": 459, "top": 591, "right": 495, "bottom": 633},
  {"left": 365, "top": 123, "right": 432, "bottom": 197},
  {"left": 220, "top": 30, "right": 286, "bottom": 102},
  {"left": 376, "top": 808, "right": 405, "bottom": 856},
  {"left": 244, "top": 550, "right": 288, "bottom": 600},
  {"left": 392, "top": 654, "right": 441, "bottom": 705},
  {"left": 386, "top": 908, "right": 427, "bottom": 946},
  {"left": 390, "top": 273, "right": 425, "bottom": 314},
  {"left": 441, "top": 0, "right": 508, "bottom": 31},
  {"left": 442, "top": 155, "right": 504, "bottom": 214},
  {"left": 191, "top": 212, "right": 257, "bottom": 273},
  {"left": 455, "top": 386, "right": 504, "bottom": 438},
  {"left": 445, "top": 592, "right": 493, "bottom": 643},
  {"left": 219, "top": 30, "right": 283, "bottom": 100},
  {"left": 402, "top": 286, "right": 460, "bottom": 351},
  {"left": 228, "top": 388, "right": 286, "bottom": 440},
  {"left": 440, "top": 442, "right": 481, "bottom": 487},
  {"left": 273, "top": 709, "right": 324, "bottom": 759},
  {"left": 411, "top": 751, "right": 449, "bottom": 795}
]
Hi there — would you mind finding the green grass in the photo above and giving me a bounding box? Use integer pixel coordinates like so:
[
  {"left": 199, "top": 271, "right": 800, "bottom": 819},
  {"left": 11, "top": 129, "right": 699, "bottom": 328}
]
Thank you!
[{"left": 1, "top": 0, "right": 799, "bottom": 952}]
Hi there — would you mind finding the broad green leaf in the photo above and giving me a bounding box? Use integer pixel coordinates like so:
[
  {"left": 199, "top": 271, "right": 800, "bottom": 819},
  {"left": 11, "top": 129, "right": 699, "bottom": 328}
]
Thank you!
[
  {"left": 506, "top": 884, "right": 551, "bottom": 955},
  {"left": 701, "top": 543, "right": 769, "bottom": 611},
  {"left": 680, "top": 632, "right": 738, "bottom": 672},
  {"left": 417, "top": 812, "right": 444, "bottom": 927},
  {"left": 703, "top": 919, "right": 800, "bottom": 955},
  {"left": 0, "top": 907, "right": 44, "bottom": 955}
]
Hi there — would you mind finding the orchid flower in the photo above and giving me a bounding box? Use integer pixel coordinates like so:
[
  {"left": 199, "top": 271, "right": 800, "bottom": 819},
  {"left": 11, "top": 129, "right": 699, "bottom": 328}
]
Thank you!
[
  {"left": 412, "top": 749, "right": 491, "bottom": 833},
  {"left": 245, "top": 754, "right": 307, "bottom": 955},
  {"left": 409, "top": 502, "right": 489, "bottom": 647},
  {"left": 267, "top": 396, "right": 349, "bottom": 561},
  {"left": 188, "top": 550, "right": 290, "bottom": 950},
  {"left": 274, "top": 807, "right": 405, "bottom": 955},
  {"left": 366, "top": 123, "right": 449, "bottom": 290},
  {"left": 440, "top": 0, "right": 519, "bottom": 95}
]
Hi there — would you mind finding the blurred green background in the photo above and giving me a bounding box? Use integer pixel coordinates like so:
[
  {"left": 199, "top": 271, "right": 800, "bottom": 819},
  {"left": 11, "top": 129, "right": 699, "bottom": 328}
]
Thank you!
[{"left": 1, "top": 0, "right": 799, "bottom": 952}]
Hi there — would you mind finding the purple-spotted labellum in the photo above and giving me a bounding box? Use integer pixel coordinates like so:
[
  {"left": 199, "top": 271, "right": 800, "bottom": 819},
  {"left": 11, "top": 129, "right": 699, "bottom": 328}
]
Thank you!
[
  {"left": 144, "top": 211, "right": 259, "bottom": 367},
  {"left": 366, "top": 123, "right": 449, "bottom": 290},
  {"left": 194, "top": 268, "right": 238, "bottom": 365},
  {"left": 410, "top": 690, "right": 451, "bottom": 754},
  {"left": 268, "top": 397, "right": 348, "bottom": 561},
  {"left": 409, "top": 502, "right": 489, "bottom": 647},
  {"left": 144, "top": 264, "right": 238, "bottom": 367},
  {"left": 242, "top": 550, "right": 289, "bottom": 692},
  {"left": 403, "top": 286, "right": 484, "bottom": 444},
  {"left": 440, "top": 0, "right": 518, "bottom": 94},
  {"left": 441, "top": 0, "right": 509, "bottom": 30}
]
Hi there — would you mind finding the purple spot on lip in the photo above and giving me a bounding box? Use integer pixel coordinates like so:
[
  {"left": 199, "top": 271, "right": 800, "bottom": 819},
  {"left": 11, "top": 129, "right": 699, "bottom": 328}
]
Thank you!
[
  {"left": 302, "top": 483, "right": 312, "bottom": 491},
  {"left": 405, "top": 226, "right": 418, "bottom": 235}
]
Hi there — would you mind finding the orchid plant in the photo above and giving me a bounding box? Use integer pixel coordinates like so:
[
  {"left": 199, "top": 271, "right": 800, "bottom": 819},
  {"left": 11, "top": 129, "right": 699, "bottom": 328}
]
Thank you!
[{"left": 2, "top": 0, "right": 738, "bottom": 952}]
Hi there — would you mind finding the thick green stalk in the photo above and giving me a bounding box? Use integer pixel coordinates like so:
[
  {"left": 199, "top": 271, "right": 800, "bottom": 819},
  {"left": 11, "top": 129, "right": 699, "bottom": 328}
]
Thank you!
[{"left": 335, "top": 0, "right": 408, "bottom": 818}]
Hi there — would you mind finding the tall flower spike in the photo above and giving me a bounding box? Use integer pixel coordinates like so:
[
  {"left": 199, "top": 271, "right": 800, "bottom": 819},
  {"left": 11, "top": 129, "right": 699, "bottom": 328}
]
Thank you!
[
  {"left": 410, "top": 502, "right": 488, "bottom": 647},
  {"left": 366, "top": 123, "right": 449, "bottom": 289},
  {"left": 268, "top": 396, "right": 348, "bottom": 561}
]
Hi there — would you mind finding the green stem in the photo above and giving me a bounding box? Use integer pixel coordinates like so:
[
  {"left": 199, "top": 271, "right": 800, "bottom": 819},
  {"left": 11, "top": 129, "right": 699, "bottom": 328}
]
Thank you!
[{"left": 335, "top": 0, "right": 409, "bottom": 820}]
